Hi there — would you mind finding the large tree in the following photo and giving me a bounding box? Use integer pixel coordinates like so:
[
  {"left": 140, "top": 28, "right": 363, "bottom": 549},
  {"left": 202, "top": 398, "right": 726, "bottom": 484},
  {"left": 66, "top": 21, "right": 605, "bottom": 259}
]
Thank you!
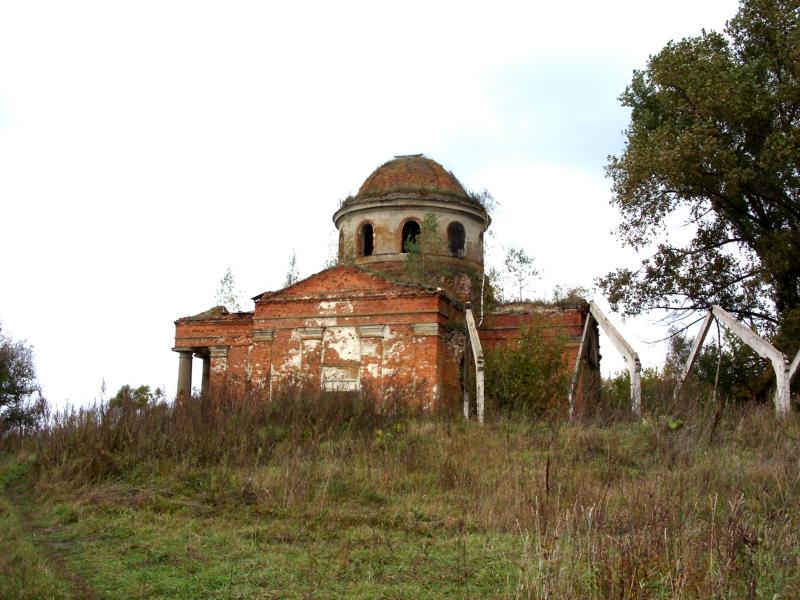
[
  {"left": 600, "top": 0, "right": 800, "bottom": 350},
  {"left": 0, "top": 323, "right": 43, "bottom": 430}
]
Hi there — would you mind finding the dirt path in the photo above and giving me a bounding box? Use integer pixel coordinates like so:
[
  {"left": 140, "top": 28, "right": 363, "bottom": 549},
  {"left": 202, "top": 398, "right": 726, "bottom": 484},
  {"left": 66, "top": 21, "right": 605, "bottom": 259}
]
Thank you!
[{"left": 4, "top": 466, "right": 99, "bottom": 600}]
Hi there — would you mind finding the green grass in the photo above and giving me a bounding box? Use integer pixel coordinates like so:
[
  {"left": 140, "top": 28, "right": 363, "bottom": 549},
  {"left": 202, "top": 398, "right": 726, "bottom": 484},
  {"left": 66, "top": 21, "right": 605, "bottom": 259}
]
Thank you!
[
  {"left": 2, "top": 397, "right": 800, "bottom": 598},
  {"left": 0, "top": 455, "right": 75, "bottom": 599}
]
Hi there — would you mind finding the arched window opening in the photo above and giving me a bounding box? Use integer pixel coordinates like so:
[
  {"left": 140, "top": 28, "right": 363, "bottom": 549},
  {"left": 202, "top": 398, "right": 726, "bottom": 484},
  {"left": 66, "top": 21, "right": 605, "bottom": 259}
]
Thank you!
[
  {"left": 401, "top": 219, "right": 421, "bottom": 253},
  {"left": 358, "top": 222, "right": 374, "bottom": 257},
  {"left": 448, "top": 222, "right": 466, "bottom": 257}
]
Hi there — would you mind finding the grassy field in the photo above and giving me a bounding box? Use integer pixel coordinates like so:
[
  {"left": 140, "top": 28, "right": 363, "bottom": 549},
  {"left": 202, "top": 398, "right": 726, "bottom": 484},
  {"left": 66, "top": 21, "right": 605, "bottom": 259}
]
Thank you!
[{"left": 1, "top": 393, "right": 799, "bottom": 599}]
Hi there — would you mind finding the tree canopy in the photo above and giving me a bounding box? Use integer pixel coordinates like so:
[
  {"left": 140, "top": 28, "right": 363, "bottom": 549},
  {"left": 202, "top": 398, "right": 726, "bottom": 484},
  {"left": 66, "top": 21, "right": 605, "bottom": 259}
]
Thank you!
[
  {"left": 0, "top": 323, "right": 43, "bottom": 430},
  {"left": 600, "top": 0, "right": 800, "bottom": 350}
]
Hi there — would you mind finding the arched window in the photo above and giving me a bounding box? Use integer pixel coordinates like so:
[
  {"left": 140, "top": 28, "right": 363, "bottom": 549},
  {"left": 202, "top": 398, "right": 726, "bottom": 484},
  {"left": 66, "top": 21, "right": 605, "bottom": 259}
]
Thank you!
[
  {"left": 358, "top": 222, "right": 374, "bottom": 257},
  {"left": 401, "top": 219, "right": 421, "bottom": 253},
  {"left": 447, "top": 221, "right": 466, "bottom": 257}
]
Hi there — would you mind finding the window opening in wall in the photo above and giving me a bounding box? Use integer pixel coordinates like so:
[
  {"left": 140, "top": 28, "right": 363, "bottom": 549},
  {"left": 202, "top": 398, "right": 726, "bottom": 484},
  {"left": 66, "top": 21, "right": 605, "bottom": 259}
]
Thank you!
[
  {"left": 448, "top": 221, "right": 466, "bottom": 257},
  {"left": 401, "top": 219, "right": 421, "bottom": 253},
  {"left": 359, "top": 222, "right": 374, "bottom": 257}
]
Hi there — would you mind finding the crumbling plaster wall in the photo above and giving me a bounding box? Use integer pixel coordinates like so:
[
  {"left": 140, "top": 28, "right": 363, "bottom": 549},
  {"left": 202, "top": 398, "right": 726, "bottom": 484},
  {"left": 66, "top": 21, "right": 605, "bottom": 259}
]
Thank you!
[{"left": 175, "top": 267, "right": 462, "bottom": 408}]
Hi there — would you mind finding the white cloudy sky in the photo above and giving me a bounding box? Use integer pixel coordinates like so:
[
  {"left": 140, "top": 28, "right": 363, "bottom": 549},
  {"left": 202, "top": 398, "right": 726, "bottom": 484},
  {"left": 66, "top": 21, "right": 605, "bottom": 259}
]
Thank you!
[{"left": 0, "top": 0, "right": 741, "bottom": 406}]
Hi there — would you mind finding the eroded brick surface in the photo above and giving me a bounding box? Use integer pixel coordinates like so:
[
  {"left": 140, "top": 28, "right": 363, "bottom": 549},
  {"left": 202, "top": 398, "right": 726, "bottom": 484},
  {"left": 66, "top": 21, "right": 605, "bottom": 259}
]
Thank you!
[
  {"left": 174, "top": 275, "right": 598, "bottom": 411},
  {"left": 175, "top": 265, "right": 462, "bottom": 407}
]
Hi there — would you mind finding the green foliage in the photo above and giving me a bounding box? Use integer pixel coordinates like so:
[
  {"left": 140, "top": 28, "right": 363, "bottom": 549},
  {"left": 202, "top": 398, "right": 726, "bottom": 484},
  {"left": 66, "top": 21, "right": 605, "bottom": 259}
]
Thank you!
[
  {"left": 0, "top": 324, "right": 44, "bottom": 432},
  {"left": 481, "top": 266, "right": 506, "bottom": 313},
  {"left": 603, "top": 367, "right": 672, "bottom": 413},
  {"left": 0, "top": 456, "right": 74, "bottom": 599},
  {"left": 404, "top": 212, "right": 446, "bottom": 283},
  {"left": 666, "top": 326, "right": 770, "bottom": 403},
  {"left": 109, "top": 384, "right": 165, "bottom": 409},
  {"left": 484, "top": 317, "right": 569, "bottom": 414},
  {"left": 604, "top": 325, "right": 771, "bottom": 412},
  {"left": 601, "top": 0, "right": 800, "bottom": 349}
]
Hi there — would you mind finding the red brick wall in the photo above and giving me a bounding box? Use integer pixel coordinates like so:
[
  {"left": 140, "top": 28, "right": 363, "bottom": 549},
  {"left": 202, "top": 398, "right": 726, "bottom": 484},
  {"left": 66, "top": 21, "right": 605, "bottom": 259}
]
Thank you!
[
  {"left": 173, "top": 269, "right": 599, "bottom": 412},
  {"left": 174, "top": 266, "right": 460, "bottom": 408}
]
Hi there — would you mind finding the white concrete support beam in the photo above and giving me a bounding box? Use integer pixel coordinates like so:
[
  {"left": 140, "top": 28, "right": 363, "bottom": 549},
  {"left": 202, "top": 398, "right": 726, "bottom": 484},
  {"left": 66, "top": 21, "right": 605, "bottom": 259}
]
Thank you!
[
  {"left": 465, "top": 305, "right": 485, "bottom": 424},
  {"left": 791, "top": 349, "right": 800, "bottom": 384},
  {"left": 710, "top": 305, "right": 791, "bottom": 417},
  {"left": 463, "top": 331, "right": 471, "bottom": 420},
  {"left": 673, "top": 311, "right": 715, "bottom": 402},
  {"left": 589, "top": 302, "right": 642, "bottom": 417}
]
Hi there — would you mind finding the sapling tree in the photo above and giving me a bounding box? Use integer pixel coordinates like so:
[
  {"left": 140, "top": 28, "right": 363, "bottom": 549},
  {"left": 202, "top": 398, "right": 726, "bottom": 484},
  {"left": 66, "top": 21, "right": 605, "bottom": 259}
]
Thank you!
[
  {"left": 284, "top": 250, "right": 300, "bottom": 287},
  {"left": 215, "top": 267, "right": 242, "bottom": 311},
  {"left": 504, "top": 246, "right": 538, "bottom": 302}
]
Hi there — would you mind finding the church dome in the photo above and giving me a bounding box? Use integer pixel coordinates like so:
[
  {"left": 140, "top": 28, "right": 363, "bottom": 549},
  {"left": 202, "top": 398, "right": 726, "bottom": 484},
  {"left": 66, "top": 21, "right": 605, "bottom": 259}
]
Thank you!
[{"left": 354, "top": 154, "right": 470, "bottom": 201}]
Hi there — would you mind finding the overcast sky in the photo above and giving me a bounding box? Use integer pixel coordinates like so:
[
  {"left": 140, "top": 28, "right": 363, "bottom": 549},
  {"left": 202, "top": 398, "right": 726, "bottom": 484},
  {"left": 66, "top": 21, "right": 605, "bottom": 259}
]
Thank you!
[{"left": 0, "top": 0, "right": 741, "bottom": 406}]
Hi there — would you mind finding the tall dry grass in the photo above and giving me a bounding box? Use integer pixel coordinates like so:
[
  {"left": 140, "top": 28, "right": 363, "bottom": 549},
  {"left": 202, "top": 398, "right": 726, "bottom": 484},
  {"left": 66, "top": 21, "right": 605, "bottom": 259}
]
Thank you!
[
  {"left": 14, "top": 386, "right": 800, "bottom": 598},
  {"left": 32, "top": 383, "right": 414, "bottom": 481}
]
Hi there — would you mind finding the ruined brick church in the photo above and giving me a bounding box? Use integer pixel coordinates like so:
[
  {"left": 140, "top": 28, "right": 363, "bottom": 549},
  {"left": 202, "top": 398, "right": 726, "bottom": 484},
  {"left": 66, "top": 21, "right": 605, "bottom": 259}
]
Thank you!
[{"left": 173, "top": 155, "right": 600, "bottom": 412}]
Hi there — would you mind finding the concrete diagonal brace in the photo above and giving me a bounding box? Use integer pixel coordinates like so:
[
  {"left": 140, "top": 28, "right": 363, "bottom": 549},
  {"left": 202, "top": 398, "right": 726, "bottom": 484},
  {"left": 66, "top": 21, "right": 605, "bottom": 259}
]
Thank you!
[
  {"left": 674, "top": 305, "right": 794, "bottom": 418},
  {"left": 464, "top": 305, "right": 485, "bottom": 424},
  {"left": 791, "top": 348, "right": 800, "bottom": 384},
  {"left": 569, "top": 302, "right": 642, "bottom": 418}
]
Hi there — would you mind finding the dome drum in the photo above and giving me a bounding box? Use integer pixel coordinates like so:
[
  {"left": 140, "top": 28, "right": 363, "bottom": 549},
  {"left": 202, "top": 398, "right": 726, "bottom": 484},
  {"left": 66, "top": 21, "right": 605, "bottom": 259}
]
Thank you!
[{"left": 333, "top": 156, "right": 490, "bottom": 275}]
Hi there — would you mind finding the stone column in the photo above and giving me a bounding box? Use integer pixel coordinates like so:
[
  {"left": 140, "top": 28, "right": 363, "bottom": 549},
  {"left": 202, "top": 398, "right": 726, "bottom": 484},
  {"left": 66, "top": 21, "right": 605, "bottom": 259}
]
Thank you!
[
  {"left": 173, "top": 348, "right": 194, "bottom": 400},
  {"left": 198, "top": 353, "right": 210, "bottom": 397}
]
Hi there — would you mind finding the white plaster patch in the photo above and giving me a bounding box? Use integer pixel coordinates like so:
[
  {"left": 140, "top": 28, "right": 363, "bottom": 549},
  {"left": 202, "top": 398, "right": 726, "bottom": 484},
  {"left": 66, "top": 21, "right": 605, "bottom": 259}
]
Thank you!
[
  {"left": 310, "top": 317, "right": 338, "bottom": 327},
  {"left": 246, "top": 345, "right": 253, "bottom": 379},
  {"left": 319, "top": 300, "right": 354, "bottom": 315},
  {"left": 360, "top": 339, "right": 379, "bottom": 358},
  {"left": 322, "top": 366, "right": 360, "bottom": 391},
  {"left": 366, "top": 363, "right": 380, "bottom": 378},
  {"left": 281, "top": 343, "right": 302, "bottom": 373},
  {"left": 322, "top": 327, "right": 360, "bottom": 363}
]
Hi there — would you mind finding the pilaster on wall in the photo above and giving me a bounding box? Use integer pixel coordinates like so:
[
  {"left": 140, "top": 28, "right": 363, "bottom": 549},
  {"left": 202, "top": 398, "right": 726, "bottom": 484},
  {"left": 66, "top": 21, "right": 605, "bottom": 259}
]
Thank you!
[
  {"left": 412, "top": 322, "right": 441, "bottom": 408},
  {"left": 209, "top": 345, "right": 228, "bottom": 396},
  {"left": 299, "top": 327, "right": 324, "bottom": 382},
  {"left": 358, "top": 325, "right": 386, "bottom": 393},
  {"left": 251, "top": 328, "right": 274, "bottom": 389}
]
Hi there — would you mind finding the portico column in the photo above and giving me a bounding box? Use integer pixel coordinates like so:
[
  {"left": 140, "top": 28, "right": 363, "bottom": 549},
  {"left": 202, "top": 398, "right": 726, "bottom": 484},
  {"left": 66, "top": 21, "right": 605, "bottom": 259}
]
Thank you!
[
  {"left": 199, "top": 353, "right": 210, "bottom": 397},
  {"left": 173, "top": 348, "right": 194, "bottom": 400}
]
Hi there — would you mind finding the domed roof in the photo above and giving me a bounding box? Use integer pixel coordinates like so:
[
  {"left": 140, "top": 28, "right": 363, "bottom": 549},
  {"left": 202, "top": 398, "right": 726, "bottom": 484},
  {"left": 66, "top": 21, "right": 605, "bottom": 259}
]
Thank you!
[{"left": 355, "top": 154, "right": 470, "bottom": 200}]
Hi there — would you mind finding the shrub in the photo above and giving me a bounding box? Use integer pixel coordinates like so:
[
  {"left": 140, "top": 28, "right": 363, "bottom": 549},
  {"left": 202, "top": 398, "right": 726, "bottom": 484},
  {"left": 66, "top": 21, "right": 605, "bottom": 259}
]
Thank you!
[{"left": 484, "top": 317, "right": 570, "bottom": 415}]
